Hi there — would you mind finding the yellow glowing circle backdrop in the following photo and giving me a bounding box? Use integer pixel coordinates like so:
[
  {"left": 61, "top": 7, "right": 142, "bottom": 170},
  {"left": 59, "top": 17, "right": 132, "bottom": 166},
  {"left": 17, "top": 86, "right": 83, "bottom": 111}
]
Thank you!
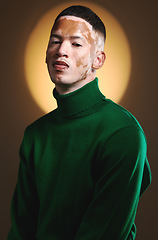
[{"left": 24, "top": 2, "right": 131, "bottom": 113}]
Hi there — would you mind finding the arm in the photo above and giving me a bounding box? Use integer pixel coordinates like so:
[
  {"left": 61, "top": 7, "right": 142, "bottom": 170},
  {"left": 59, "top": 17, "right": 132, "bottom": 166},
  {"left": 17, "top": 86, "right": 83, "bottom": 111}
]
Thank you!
[
  {"left": 8, "top": 130, "right": 39, "bottom": 240},
  {"left": 74, "top": 126, "right": 151, "bottom": 240}
]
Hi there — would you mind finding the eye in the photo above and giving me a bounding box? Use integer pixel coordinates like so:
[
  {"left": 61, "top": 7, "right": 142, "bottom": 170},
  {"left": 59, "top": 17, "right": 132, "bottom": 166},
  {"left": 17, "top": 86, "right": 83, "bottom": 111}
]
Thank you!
[
  {"left": 49, "top": 38, "right": 61, "bottom": 46},
  {"left": 72, "top": 42, "right": 82, "bottom": 47},
  {"left": 51, "top": 40, "right": 61, "bottom": 44}
]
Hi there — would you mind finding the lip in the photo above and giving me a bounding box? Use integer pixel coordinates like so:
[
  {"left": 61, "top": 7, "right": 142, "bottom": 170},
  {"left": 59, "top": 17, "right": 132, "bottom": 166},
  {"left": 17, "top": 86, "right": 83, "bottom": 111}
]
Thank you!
[{"left": 53, "top": 60, "right": 69, "bottom": 68}]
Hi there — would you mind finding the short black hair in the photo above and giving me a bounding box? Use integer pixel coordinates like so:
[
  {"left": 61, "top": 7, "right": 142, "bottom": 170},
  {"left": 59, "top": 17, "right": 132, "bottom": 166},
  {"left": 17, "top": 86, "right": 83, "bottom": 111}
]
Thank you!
[{"left": 54, "top": 5, "right": 106, "bottom": 41}]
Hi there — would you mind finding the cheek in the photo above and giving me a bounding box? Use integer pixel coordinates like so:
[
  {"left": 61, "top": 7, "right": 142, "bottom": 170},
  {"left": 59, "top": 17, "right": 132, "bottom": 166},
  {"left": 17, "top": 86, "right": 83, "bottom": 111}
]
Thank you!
[
  {"left": 75, "top": 50, "right": 92, "bottom": 68},
  {"left": 75, "top": 56, "right": 92, "bottom": 78},
  {"left": 76, "top": 57, "right": 86, "bottom": 68},
  {"left": 46, "top": 44, "right": 57, "bottom": 58}
]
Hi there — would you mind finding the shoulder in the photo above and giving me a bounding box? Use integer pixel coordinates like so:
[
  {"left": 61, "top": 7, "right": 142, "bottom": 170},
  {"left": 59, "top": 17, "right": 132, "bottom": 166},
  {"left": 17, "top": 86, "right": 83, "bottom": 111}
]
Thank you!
[
  {"left": 23, "top": 109, "right": 58, "bottom": 141},
  {"left": 94, "top": 99, "right": 147, "bottom": 149},
  {"left": 100, "top": 99, "right": 144, "bottom": 131}
]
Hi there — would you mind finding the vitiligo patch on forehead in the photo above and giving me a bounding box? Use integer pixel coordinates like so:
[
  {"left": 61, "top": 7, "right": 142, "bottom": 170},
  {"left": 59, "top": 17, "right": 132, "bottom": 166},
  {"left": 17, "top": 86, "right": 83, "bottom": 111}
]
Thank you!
[{"left": 55, "top": 16, "right": 96, "bottom": 40}]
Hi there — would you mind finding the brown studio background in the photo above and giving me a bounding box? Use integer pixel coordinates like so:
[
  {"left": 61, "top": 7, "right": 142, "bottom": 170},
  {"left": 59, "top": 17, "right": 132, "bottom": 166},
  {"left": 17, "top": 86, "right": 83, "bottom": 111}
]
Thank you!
[{"left": 0, "top": 0, "right": 157, "bottom": 239}]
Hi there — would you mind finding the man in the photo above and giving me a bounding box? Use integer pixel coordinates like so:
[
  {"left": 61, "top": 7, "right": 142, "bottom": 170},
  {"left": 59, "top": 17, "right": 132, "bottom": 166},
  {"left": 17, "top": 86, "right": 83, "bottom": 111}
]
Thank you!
[{"left": 8, "top": 5, "right": 151, "bottom": 240}]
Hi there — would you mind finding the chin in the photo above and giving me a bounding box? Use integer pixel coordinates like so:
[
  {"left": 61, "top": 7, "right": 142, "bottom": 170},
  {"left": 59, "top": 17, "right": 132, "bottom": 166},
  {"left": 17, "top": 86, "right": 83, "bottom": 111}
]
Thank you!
[{"left": 51, "top": 75, "right": 70, "bottom": 85}]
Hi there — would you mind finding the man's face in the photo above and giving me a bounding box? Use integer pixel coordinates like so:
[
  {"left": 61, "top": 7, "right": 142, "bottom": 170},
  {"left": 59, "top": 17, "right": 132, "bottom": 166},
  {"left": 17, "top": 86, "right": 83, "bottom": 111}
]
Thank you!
[{"left": 46, "top": 16, "right": 100, "bottom": 90}]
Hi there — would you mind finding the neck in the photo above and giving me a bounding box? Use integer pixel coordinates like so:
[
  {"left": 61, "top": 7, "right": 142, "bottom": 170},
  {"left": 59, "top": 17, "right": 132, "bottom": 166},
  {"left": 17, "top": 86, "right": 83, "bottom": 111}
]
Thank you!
[
  {"left": 55, "top": 73, "right": 96, "bottom": 95},
  {"left": 53, "top": 77, "right": 106, "bottom": 118}
]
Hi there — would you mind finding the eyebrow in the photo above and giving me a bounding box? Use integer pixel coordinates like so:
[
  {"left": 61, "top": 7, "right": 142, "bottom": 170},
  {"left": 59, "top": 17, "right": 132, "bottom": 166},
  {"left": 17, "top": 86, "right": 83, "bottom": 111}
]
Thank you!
[{"left": 50, "top": 34, "right": 86, "bottom": 41}]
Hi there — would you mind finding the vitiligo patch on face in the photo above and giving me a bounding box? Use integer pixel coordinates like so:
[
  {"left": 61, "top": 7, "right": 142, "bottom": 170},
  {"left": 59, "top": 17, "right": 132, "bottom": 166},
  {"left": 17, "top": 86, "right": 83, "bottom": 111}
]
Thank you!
[{"left": 58, "top": 16, "right": 96, "bottom": 40}]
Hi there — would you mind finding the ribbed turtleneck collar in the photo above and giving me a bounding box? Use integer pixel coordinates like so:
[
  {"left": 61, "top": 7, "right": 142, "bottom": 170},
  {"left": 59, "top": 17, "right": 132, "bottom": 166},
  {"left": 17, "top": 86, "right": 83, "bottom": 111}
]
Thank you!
[{"left": 53, "top": 78, "right": 106, "bottom": 118}]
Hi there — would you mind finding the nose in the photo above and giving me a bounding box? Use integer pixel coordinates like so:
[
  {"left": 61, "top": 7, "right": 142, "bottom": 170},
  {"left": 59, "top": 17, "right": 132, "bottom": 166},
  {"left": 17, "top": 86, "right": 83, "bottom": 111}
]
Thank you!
[{"left": 56, "top": 41, "right": 69, "bottom": 58}]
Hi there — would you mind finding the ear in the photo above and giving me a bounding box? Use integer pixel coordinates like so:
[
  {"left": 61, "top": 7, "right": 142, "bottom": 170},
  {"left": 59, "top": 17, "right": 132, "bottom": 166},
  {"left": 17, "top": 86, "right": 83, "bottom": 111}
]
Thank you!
[{"left": 92, "top": 51, "right": 106, "bottom": 70}]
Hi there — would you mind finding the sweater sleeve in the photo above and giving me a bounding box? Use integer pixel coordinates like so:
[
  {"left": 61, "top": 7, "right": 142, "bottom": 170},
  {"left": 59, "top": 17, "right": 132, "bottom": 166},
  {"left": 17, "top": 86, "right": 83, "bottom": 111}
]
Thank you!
[
  {"left": 74, "top": 126, "right": 151, "bottom": 240},
  {"left": 7, "top": 130, "right": 39, "bottom": 240}
]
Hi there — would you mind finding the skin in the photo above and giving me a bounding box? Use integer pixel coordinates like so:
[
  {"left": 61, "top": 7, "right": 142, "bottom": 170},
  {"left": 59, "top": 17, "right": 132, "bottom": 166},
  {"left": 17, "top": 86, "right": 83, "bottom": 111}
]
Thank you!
[{"left": 46, "top": 16, "right": 106, "bottom": 95}]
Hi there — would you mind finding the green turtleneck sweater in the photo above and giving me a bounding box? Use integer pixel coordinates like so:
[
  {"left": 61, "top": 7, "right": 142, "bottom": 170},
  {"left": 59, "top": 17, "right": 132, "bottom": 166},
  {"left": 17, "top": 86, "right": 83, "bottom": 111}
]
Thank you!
[{"left": 8, "top": 78, "right": 151, "bottom": 240}]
